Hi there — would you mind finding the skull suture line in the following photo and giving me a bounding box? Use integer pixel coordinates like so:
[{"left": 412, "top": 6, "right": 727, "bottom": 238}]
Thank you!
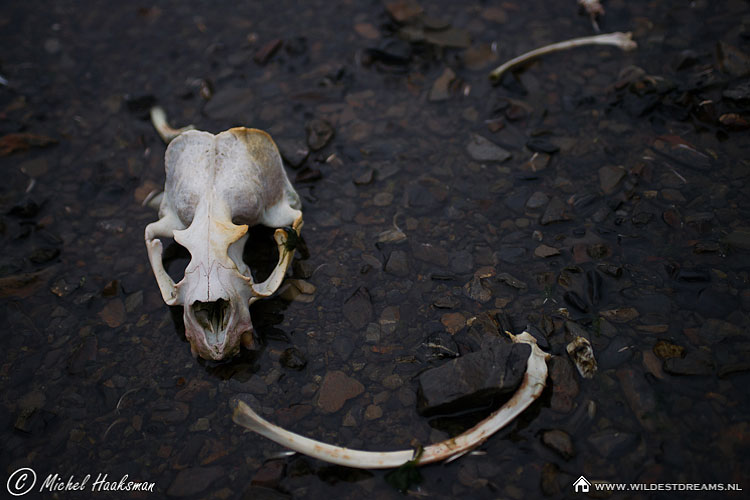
[{"left": 145, "top": 126, "right": 302, "bottom": 360}]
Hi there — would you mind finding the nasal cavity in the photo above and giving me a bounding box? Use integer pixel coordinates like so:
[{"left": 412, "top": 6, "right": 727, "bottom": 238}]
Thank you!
[{"left": 193, "top": 298, "right": 230, "bottom": 344}]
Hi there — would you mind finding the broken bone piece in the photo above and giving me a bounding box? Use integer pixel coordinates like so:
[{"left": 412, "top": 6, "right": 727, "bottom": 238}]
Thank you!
[
  {"left": 489, "top": 32, "right": 637, "bottom": 82},
  {"left": 149, "top": 106, "right": 196, "bottom": 143},
  {"left": 232, "top": 332, "right": 550, "bottom": 469},
  {"left": 145, "top": 111, "right": 302, "bottom": 360},
  {"left": 578, "top": 0, "right": 605, "bottom": 32},
  {"left": 566, "top": 336, "right": 598, "bottom": 378}
]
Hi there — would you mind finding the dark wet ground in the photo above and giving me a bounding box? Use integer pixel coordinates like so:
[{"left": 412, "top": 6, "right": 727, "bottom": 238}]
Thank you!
[{"left": 2, "top": 0, "right": 750, "bottom": 498}]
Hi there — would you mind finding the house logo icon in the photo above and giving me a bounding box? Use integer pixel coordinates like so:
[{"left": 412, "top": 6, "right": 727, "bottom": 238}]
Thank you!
[{"left": 573, "top": 476, "right": 591, "bottom": 493}]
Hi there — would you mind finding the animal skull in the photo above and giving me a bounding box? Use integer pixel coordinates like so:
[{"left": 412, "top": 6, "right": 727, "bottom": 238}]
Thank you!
[{"left": 145, "top": 125, "right": 302, "bottom": 360}]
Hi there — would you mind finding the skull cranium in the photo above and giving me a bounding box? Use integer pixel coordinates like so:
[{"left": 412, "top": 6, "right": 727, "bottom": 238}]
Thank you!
[{"left": 145, "top": 127, "right": 302, "bottom": 360}]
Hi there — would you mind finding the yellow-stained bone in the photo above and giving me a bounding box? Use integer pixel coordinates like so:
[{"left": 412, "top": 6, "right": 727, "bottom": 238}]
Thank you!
[{"left": 233, "top": 332, "right": 550, "bottom": 469}]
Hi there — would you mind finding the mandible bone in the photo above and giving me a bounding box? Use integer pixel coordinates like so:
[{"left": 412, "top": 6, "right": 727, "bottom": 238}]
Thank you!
[{"left": 145, "top": 121, "right": 302, "bottom": 360}]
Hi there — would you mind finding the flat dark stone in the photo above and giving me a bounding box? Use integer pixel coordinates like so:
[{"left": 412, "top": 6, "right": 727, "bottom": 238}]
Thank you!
[
  {"left": 466, "top": 133, "right": 511, "bottom": 162},
  {"left": 526, "top": 137, "right": 559, "bottom": 154},
  {"left": 416, "top": 331, "right": 460, "bottom": 362},
  {"left": 343, "top": 287, "right": 373, "bottom": 329},
  {"left": 279, "top": 347, "right": 307, "bottom": 370},
  {"left": 698, "top": 318, "right": 744, "bottom": 344},
  {"left": 417, "top": 339, "right": 530, "bottom": 416},
  {"left": 695, "top": 288, "right": 740, "bottom": 319},
  {"left": 424, "top": 27, "right": 471, "bottom": 49},
  {"left": 716, "top": 41, "right": 750, "bottom": 77},
  {"left": 663, "top": 350, "right": 715, "bottom": 376},
  {"left": 723, "top": 230, "right": 750, "bottom": 250},
  {"left": 449, "top": 249, "right": 473, "bottom": 274},
  {"left": 203, "top": 87, "right": 255, "bottom": 122},
  {"left": 526, "top": 191, "right": 549, "bottom": 210},
  {"left": 496, "top": 246, "right": 525, "bottom": 263},
  {"left": 294, "top": 167, "right": 322, "bottom": 183},
  {"left": 385, "top": 250, "right": 410, "bottom": 277},
  {"left": 275, "top": 138, "right": 309, "bottom": 169},
  {"left": 542, "top": 429, "right": 574, "bottom": 460},
  {"left": 723, "top": 83, "right": 750, "bottom": 101},
  {"left": 254, "top": 38, "right": 283, "bottom": 65},
  {"left": 653, "top": 142, "right": 712, "bottom": 170},
  {"left": 305, "top": 118, "right": 334, "bottom": 151},
  {"left": 167, "top": 466, "right": 225, "bottom": 497},
  {"left": 598, "top": 335, "right": 634, "bottom": 370},
  {"left": 588, "top": 430, "right": 637, "bottom": 458},
  {"left": 540, "top": 197, "right": 569, "bottom": 225}
]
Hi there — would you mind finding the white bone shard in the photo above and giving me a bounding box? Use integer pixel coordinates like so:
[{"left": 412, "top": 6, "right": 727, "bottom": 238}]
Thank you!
[
  {"left": 232, "top": 332, "right": 550, "bottom": 468},
  {"left": 145, "top": 125, "right": 302, "bottom": 360},
  {"left": 489, "top": 32, "right": 637, "bottom": 82}
]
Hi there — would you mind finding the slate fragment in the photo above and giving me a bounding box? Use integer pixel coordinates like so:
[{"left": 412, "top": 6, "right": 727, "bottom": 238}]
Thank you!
[
  {"left": 251, "top": 460, "right": 285, "bottom": 488},
  {"left": 384, "top": 0, "right": 423, "bottom": 23},
  {"left": 279, "top": 347, "right": 307, "bottom": 370},
  {"left": 526, "top": 138, "right": 559, "bottom": 154},
  {"left": 549, "top": 357, "right": 579, "bottom": 413},
  {"left": 343, "top": 287, "right": 373, "bottom": 329},
  {"left": 417, "top": 339, "right": 530, "bottom": 416},
  {"left": 167, "top": 466, "right": 225, "bottom": 497},
  {"left": 723, "top": 229, "right": 750, "bottom": 250},
  {"left": 440, "top": 311, "right": 466, "bottom": 334},
  {"left": 68, "top": 336, "right": 97, "bottom": 375},
  {"left": 316, "top": 370, "right": 364, "bottom": 413},
  {"left": 526, "top": 191, "right": 549, "bottom": 210},
  {"left": 542, "top": 429, "right": 574, "bottom": 460},
  {"left": 385, "top": 250, "right": 409, "bottom": 277},
  {"left": 305, "top": 118, "right": 334, "bottom": 151},
  {"left": 254, "top": 38, "right": 283, "bottom": 65},
  {"left": 0, "top": 133, "right": 57, "bottom": 156},
  {"left": 540, "top": 197, "right": 569, "bottom": 225},
  {"left": 653, "top": 141, "right": 711, "bottom": 170},
  {"left": 663, "top": 350, "right": 715, "bottom": 376},
  {"left": 466, "top": 133, "right": 511, "bottom": 162},
  {"left": 275, "top": 138, "right": 309, "bottom": 169},
  {"left": 588, "top": 430, "right": 637, "bottom": 458},
  {"left": 0, "top": 267, "right": 56, "bottom": 298},
  {"left": 497, "top": 272, "right": 527, "bottom": 289},
  {"left": 716, "top": 41, "right": 750, "bottom": 77},
  {"left": 203, "top": 87, "right": 254, "bottom": 122},
  {"left": 424, "top": 28, "right": 471, "bottom": 49},
  {"left": 429, "top": 68, "right": 455, "bottom": 102},
  {"left": 362, "top": 39, "right": 412, "bottom": 68},
  {"left": 599, "top": 165, "right": 626, "bottom": 194}
]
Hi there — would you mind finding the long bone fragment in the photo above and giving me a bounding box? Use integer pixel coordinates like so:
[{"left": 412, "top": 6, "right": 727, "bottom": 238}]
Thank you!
[
  {"left": 233, "top": 332, "right": 550, "bottom": 469},
  {"left": 150, "top": 106, "right": 196, "bottom": 143},
  {"left": 489, "top": 32, "right": 637, "bottom": 82}
]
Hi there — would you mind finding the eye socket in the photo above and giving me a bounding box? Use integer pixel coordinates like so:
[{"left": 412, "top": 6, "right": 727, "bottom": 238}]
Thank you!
[
  {"left": 241, "top": 225, "right": 279, "bottom": 283},
  {"left": 161, "top": 237, "right": 191, "bottom": 282}
]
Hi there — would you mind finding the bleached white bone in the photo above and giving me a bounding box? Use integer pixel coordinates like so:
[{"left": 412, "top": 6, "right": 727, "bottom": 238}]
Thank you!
[
  {"left": 145, "top": 119, "right": 302, "bottom": 360},
  {"left": 150, "top": 106, "right": 196, "bottom": 143},
  {"left": 232, "top": 332, "right": 550, "bottom": 469},
  {"left": 489, "top": 32, "right": 637, "bottom": 81}
]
